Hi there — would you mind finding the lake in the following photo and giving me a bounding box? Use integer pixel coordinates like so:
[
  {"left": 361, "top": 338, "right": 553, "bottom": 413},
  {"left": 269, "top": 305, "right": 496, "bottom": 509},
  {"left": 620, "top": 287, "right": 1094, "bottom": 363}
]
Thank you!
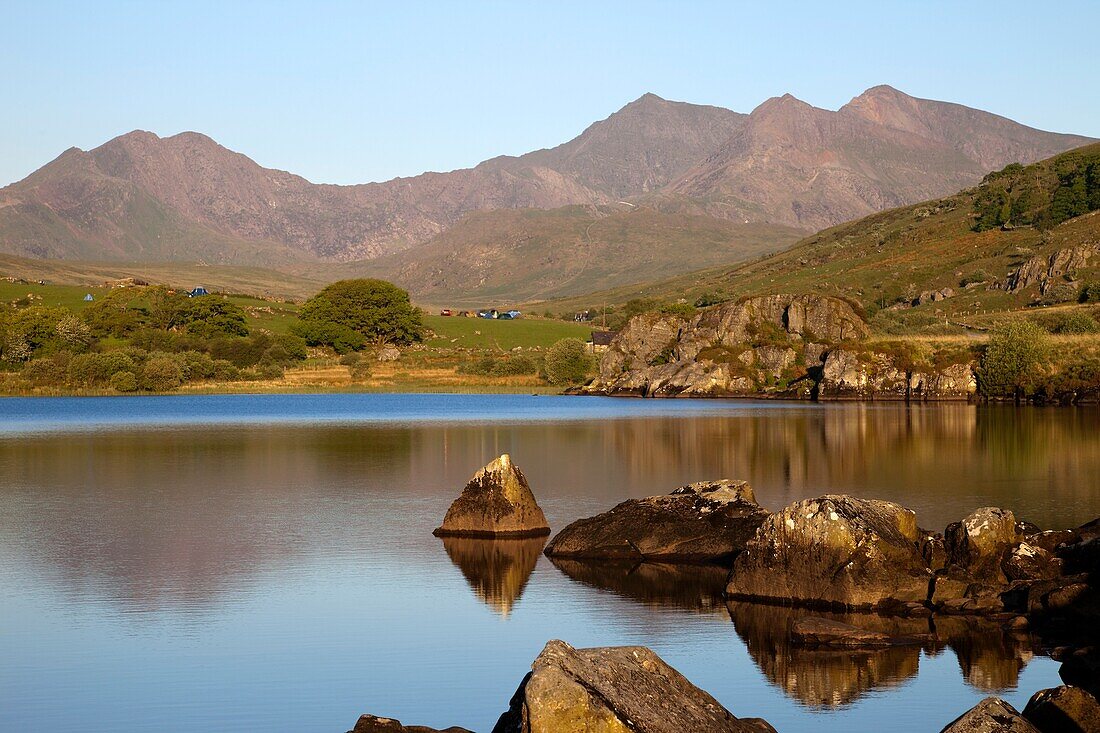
[{"left": 1, "top": 394, "right": 1097, "bottom": 732}]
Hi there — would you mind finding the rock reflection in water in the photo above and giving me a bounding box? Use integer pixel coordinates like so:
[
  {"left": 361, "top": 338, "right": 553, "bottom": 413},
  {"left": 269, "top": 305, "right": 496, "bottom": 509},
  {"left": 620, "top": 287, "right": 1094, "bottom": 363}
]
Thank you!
[
  {"left": 726, "top": 602, "right": 1042, "bottom": 708},
  {"left": 548, "top": 557, "right": 729, "bottom": 613},
  {"left": 439, "top": 536, "right": 546, "bottom": 617}
]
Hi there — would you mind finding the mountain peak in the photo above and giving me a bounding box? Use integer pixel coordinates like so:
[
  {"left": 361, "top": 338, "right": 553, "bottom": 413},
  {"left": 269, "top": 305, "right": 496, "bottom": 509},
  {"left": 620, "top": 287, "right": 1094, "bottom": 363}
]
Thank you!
[{"left": 750, "top": 93, "right": 813, "bottom": 117}]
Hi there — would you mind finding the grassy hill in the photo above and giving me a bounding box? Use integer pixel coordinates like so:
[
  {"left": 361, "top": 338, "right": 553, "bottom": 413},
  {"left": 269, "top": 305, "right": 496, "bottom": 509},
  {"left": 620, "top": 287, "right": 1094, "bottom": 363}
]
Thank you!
[{"left": 535, "top": 144, "right": 1100, "bottom": 335}]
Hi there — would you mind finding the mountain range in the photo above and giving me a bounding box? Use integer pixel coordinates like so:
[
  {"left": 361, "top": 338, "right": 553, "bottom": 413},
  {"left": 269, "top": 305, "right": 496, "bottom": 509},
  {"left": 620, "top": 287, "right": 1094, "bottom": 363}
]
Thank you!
[{"left": 0, "top": 85, "right": 1093, "bottom": 301}]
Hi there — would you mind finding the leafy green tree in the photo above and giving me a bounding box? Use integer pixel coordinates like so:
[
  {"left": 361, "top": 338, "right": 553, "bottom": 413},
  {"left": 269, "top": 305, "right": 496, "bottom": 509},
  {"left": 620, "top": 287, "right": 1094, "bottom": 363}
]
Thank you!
[
  {"left": 544, "top": 338, "right": 594, "bottom": 385},
  {"left": 294, "top": 279, "right": 422, "bottom": 350},
  {"left": 109, "top": 371, "right": 139, "bottom": 392},
  {"left": 177, "top": 298, "right": 249, "bottom": 338},
  {"left": 978, "top": 320, "right": 1050, "bottom": 400},
  {"left": 82, "top": 290, "right": 150, "bottom": 337},
  {"left": 141, "top": 355, "right": 183, "bottom": 391},
  {"left": 10, "top": 306, "right": 69, "bottom": 357}
]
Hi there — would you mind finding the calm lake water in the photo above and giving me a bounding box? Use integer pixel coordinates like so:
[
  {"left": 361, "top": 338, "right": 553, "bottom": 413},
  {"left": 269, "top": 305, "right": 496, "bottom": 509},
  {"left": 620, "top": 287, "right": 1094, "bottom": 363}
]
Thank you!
[{"left": 1, "top": 394, "right": 1098, "bottom": 732}]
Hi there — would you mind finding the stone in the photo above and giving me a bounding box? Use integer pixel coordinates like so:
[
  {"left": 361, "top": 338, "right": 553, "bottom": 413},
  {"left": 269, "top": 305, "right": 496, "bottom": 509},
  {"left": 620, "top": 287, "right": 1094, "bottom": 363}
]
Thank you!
[
  {"left": 1003, "top": 543, "right": 1062, "bottom": 582},
  {"left": 433, "top": 455, "right": 551, "bottom": 538},
  {"left": 939, "top": 697, "right": 1041, "bottom": 732},
  {"left": 349, "top": 714, "right": 472, "bottom": 733},
  {"left": 726, "top": 495, "right": 934, "bottom": 611},
  {"left": 789, "top": 617, "right": 931, "bottom": 648},
  {"left": 945, "top": 507, "right": 1023, "bottom": 582},
  {"left": 1022, "top": 685, "right": 1100, "bottom": 733},
  {"left": 545, "top": 480, "right": 768, "bottom": 563},
  {"left": 376, "top": 346, "right": 401, "bottom": 361},
  {"left": 818, "top": 349, "right": 909, "bottom": 400},
  {"left": 492, "top": 640, "right": 775, "bottom": 733}
]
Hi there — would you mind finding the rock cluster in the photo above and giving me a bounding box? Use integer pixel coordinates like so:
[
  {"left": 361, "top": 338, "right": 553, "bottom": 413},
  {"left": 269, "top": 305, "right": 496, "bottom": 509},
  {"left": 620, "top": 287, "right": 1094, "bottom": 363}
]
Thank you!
[
  {"left": 942, "top": 685, "right": 1100, "bottom": 733},
  {"left": 544, "top": 480, "right": 769, "bottom": 563},
  {"left": 818, "top": 349, "right": 977, "bottom": 401},
  {"left": 433, "top": 455, "right": 550, "bottom": 538}
]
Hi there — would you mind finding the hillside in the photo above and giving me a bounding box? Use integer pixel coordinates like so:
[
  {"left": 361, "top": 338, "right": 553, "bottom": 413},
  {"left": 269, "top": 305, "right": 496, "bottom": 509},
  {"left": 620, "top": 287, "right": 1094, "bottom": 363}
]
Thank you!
[
  {"left": 0, "top": 86, "right": 1091, "bottom": 269},
  {"left": 537, "top": 143, "right": 1100, "bottom": 333},
  {"left": 339, "top": 204, "right": 804, "bottom": 306}
]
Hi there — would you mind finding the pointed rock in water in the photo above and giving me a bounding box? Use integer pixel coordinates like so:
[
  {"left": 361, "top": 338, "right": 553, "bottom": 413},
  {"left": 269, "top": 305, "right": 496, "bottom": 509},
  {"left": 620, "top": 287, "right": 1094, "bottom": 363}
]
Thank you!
[
  {"left": 433, "top": 455, "right": 550, "bottom": 538},
  {"left": 492, "top": 640, "right": 776, "bottom": 733},
  {"left": 939, "top": 697, "right": 1040, "bottom": 732},
  {"left": 545, "top": 480, "right": 769, "bottom": 563},
  {"left": 726, "top": 495, "right": 933, "bottom": 611}
]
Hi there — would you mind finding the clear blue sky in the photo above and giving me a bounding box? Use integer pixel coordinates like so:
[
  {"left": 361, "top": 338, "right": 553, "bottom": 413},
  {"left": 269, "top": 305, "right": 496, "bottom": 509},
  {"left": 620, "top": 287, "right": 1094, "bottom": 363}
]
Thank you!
[{"left": 3, "top": 0, "right": 1098, "bottom": 187}]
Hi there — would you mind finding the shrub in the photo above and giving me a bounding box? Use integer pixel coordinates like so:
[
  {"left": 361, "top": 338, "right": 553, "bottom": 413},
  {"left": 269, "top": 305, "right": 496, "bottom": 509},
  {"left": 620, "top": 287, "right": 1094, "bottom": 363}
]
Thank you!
[
  {"left": 179, "top": 351, "right": 216, "bottom": 380},
  {"left": 55, "top": 315, "right": 93, "bottom": 351},
  {"left": 109, "top": 371, "right": 138, "bottom": 392},
  {"left": 177, "top": 298, "right": 249, "bottom": 338},
  {"left": 1046, "top": 311, "right": 1100, "bottom": 335},
  {"left": 68, "top": 352, "right": 137, "bottom": 387},
  {"left": 212, "top": 359, "right": 241, "bottom": 381},
  {"left": 544, "top": 338, "right": 593, "bottom": 385},
  {"left": 22, "top": 355, "right": 70, "bottom": 386},
  {"left": 1080, "top": 283, "right": 1100, "bottom": 303},
  {"left": 978, "top": 320, "right": 1050, "bottom": 399},
  {"left": 141, "top": 356, "right": 183, "bottom": 392}
]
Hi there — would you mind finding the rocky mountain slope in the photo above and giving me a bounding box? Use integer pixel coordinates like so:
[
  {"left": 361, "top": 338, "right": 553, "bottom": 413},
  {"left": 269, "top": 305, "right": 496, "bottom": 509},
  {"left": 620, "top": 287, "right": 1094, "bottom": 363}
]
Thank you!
[{"left": 0, "top": 86, "right": 1091, "bottom": 272}]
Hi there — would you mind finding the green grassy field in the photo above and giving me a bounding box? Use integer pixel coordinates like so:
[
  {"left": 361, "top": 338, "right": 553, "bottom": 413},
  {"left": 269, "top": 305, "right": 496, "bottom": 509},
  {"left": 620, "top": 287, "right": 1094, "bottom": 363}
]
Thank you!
[{"left": 423, "top": 314, "right": 595, "bottom": 350}]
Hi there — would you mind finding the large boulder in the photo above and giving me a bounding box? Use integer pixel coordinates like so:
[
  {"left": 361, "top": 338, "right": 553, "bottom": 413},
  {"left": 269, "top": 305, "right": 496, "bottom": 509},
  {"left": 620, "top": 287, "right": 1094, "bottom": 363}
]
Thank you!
[
  {"left": 545, "top": 480, "right": 769, "bottom": 564},
  {"left": 349, "top": 715, "right": 471, "bottom": 733},
  {"left": 492, "top": 640, "right": 775, "bottom": 733},
  {"left": 434, "top": 455, "right": 550, "bottom": 538},
  {"left": 1022, "top": 685, "right": 1100, "bottom": 733},
  {"left": 940, "top": 697, "right": 1040, "bottom": 733},
  {"left": 726, "top": 495, "right": 933, "bottom": 611},
  {"left": 945, "top": 507, "right": 1023, "bottom": 581}
]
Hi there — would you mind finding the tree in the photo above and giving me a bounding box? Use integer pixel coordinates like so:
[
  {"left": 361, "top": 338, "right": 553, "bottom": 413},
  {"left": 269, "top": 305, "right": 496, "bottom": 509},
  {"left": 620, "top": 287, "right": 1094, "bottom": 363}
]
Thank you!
[
  {"left": 177, "top": 298, "right": 249, "bottom": 338},
  {"left": 978, "top": 320, "right": 1050, "bottom": 400},
  {"left": 294, "top": 279, "right": 422, "bottom": 350},
  {"left": 544, "top": 338, "right": 594, "bottom": 385}
]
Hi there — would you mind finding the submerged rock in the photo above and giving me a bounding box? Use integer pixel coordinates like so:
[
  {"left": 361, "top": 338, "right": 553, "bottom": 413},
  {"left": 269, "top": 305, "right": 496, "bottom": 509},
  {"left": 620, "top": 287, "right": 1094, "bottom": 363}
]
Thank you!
[
  {"left": 1022, "top": 685, "right": 1100, "bottom": 733},
  {"left": 433, "top": 455, "right": 550, "bottom": 538},
  {"left": 545, "top": 480, "right": 769, "bottom": 563},
  {"left": 492, "top": 640, "right": 775, "bottom": 733},
  {"left": 789, "top": 617, "right": 931, "bottom": 648},
  {"left": 940, "top": 697, "right": 1040, "bottom": 732},
  {"left": 726, "top": 495, "right": 933, "bottom": 611},
  {"left": 349, "top": 714, "right": 472, "bottom": 733}
]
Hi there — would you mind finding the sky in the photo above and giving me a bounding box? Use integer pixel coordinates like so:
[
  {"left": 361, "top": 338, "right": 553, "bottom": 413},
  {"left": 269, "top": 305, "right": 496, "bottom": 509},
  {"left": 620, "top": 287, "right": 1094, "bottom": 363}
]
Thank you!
[{"left": 3, "top": 0, "right": 1099, "bottom": 187}]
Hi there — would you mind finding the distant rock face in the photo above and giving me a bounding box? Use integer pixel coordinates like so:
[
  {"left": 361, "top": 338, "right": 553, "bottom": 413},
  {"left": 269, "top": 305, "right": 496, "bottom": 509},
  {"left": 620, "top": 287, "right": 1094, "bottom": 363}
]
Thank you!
[
  {"left": 492, "top": 640, "right": 776, "bottom": 733},
  {"left": 819, "top": 348, "right": 977, "bottom": 401},
  {"left": 1005, "top": 244, "right": 1098, "bottom": 293},
  {"left": 726, "top": 495, "right": 933, "bottom": 611},
  {"left": 940, "top": 697, "right": 1040, "bottom": 733},
  {"left": 433, "top": 455, "right": 550, "bottom": 538},
  {"left": 587, "top": 295, "right": 869, "bottom": 398},
  {"left": 545, "top": 480, "right": 769, "bottom": 563},
  {"left": 1023, "top": 685, "right": 1100, "bottom": 733}
]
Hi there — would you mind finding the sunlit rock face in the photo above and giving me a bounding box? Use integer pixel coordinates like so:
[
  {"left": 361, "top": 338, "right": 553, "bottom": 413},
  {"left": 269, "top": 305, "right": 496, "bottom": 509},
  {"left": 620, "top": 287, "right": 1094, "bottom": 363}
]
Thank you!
[
  {"left": 434, "top": 454, "right": 551, "bottom": 538},
  {"left": 545, "top": 480, "right": 769, "bottom": 563},
  {"left": 726, "top": 495, "right": 933, "bottom": 611},
  {"left": 492, "top": 640, "right": 776, "bottom": 733},
  {"left": 440, "top": 535, "right": 545, "bottom": 617},
  {"left": 348, "top": 714, "right": 472, "bottom": 732},
  {"left": 939, "top": 697, "right": 1039, "bottom": 733}
]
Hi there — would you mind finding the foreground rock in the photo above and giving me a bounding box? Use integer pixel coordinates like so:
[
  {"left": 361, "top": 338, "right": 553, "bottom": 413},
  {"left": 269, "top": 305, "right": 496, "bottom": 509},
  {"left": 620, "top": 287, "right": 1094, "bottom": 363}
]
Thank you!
[
  {"left": 349, "top": 715, "right": 471, "bottom": 733},
  {"left": 1023, "top": 685, "right": 1100, "bottom": 733},
  {"left": 434, "top": 455, "right": 550, "bottom": 538},
  {"left": 726, "top": 495, "right": 933, "bottom": 611},
  {"left": 940, "top": 697, "right": 1040, "bottom": 732},
  {"left": 545, "top": 480, "right": 769, "bottom": 563},
  {"left": 492, "top": 640, "right": 775, "bottom": 733},
  {"left": 789, "top": 617, "right": 931, "bottom": 648}
]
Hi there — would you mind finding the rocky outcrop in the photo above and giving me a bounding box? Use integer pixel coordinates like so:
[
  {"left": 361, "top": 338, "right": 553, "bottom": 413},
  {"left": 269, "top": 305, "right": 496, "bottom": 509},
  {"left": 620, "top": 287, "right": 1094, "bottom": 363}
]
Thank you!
[
  {"left": 1022, "top": 685, "right": 1100, "bottom": 733},
  {"left": 348, "top": 715, "right": 472, "bottom": 733},
  {"left": 545, "top": 480, "right": 769, "bottom": 563},
  {"left": 726, "top": 495, "right": 934, "bottom": 611},
  {"left": 1005, "top": 244, "right": 1098, "bottom": 294},
  {"left": 433, "top": 455, "right": 551, "bottom": 538},
  {"left": 940, "top": 697, "right": 1040, "bottom": 733},
  {"left": 492, "top": 640, "right": 775, "bottom": 733},
  {"left": 819, "top": 348, "right": 977, "bottom": 401}
]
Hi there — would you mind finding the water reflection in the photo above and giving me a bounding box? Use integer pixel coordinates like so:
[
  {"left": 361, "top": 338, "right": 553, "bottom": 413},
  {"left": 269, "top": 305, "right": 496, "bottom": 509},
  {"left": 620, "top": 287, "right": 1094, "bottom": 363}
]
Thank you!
[
  {"left": 440, "top": 536, "right": 545, "bottom": 617},
  {"left": 548, "top": 558, "right": 728, "bottom": 613}
]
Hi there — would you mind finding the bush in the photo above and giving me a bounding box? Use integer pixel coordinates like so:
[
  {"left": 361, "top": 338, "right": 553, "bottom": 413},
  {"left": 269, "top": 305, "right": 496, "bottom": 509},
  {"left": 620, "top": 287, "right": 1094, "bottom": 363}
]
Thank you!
[
  {"left": 1046, "top": 311, "right": 1100, "bottom": 335},
  {"left": 179, "top": 351, "right": 216, "bottom": 380},
  {"left": 68, "top": 352, "right": 137, "bottom": 387},
  {"left": 55, "top": 315, "right": 93, "bottom": 351},
  {"left": 177, "top": 298, "right": 249, "bottom": 338},
  {"left": 295, "top": 279, "right": 422, "bottom": 350},
  {"left": 109, "top": 371, "right": 138, "bottom": 392},
  {"left": 978, "top": 320, "right": 1050, "bottom": 399},
  {"left": 212, "top": 359, "right": 241, "bottom": 381},
  {"left": 457, "top": 353, "right": 539, "bottom": 377},
  {"left": 141, "top": 356, "right": 183, "bottom": 392},
  {"left": 22, "top": 355, "right": 70, "bottom": 386},
  {"left": 1080, "top": 283, "right": 1100, "bottom": 303},
  {"left": 544, "top": 338, "right": 593, "bottom": 385}
]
